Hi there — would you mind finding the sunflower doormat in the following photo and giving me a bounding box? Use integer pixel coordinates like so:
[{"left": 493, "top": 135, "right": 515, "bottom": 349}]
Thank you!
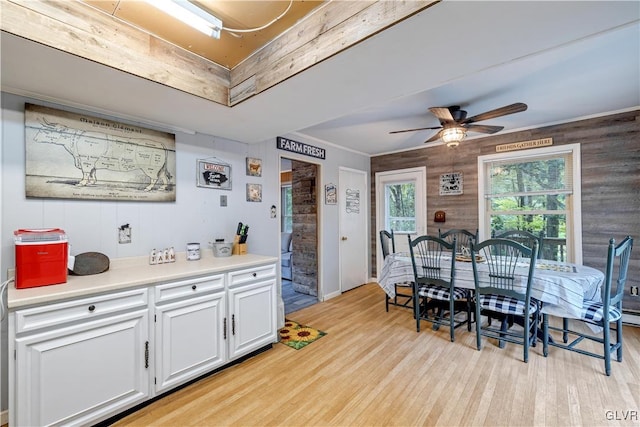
[{"left": 279, "top": 320, "right": 327, "bottom": 350}]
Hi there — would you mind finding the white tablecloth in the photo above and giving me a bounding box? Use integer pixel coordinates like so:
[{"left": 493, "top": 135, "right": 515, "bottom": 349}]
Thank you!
[{"left": 378, "top": 253, "right": 604, "bottom": 319}]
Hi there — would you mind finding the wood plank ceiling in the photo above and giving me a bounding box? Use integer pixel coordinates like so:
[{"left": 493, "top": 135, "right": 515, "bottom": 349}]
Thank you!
[
  {"left": 1, "top": 0, "right": 438, "bottom": 106},
  {"left": 83, "top": 0, "right": 326, "bottom": 69}
]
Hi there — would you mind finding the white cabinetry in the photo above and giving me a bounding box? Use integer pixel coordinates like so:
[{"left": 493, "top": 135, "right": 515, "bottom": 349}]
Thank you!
[
  {"left": 227, "top": 264, "right": 277, "bottom": 360},
  {"left": 10, "top": 288, "right": 150, "bottom": 427},
  {"left": 8, "top": 258, "right": 277, "bottom": 426},
  {"left": 154, "top": 275, "right": 226, "bottom": 393}
]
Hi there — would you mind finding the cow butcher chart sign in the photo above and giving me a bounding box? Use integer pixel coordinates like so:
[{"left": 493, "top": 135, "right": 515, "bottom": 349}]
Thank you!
[{"left": 25, "top": 103, "right": 176, "bottom": 201}]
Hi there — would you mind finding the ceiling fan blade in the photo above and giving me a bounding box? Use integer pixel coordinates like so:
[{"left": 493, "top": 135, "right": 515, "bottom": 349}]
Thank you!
[
  {"left": 462, "top": 102, "right": 527, "bottom": 124},
  {"left": 389, "top": 126, "right": 442, "bottom": 134},
  {"left": 429, "top": 107, "right": 456, "bottom": 124},
  {"left": 425, "top": 130, "right": 444, "bottom": 143},
  {"left": 465, "top": 124, "right": 504, "bottom": 134}
]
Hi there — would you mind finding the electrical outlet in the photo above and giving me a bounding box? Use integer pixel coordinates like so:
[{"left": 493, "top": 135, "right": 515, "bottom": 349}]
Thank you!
[{"left": 631, "top": 286, "right": 639, "bottom": 297}]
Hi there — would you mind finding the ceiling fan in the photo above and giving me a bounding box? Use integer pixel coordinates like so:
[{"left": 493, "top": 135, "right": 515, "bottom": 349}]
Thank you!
[{"left": 389, "top": 102, "right": 528, "bottom": 147}]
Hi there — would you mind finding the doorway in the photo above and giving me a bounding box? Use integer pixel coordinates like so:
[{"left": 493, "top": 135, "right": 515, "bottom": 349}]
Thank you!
[
  {"left": 339, "top": 167, "right": 368, "bottom": 292},
  {"left": 280, "top": 157, "right": 319, "bottom": 314},
  {"left": 375, "top": 167, "right": 427, "bottom": 275}
]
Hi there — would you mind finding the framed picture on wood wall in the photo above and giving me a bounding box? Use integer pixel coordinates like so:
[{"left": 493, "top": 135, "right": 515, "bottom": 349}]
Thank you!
[{"left": 439, "top": 172, "right": 463, "bottom": 195}]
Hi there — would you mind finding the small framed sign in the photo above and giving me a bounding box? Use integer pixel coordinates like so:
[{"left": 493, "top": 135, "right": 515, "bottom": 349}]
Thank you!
[
  {"left": 246, "top": 183, "right": 262, "bottom": 202},
  {"left": 439, "top": 172, "right": 463, "bottom": 196},
  {"left": 325, "top": 183, "right": 337, "bottom": 205},
  {"left": 197, "top": 159, "right": 231, "bottom": 190},
  {"left": 246, "top": 157, "right": 262, "bottom": 176}
]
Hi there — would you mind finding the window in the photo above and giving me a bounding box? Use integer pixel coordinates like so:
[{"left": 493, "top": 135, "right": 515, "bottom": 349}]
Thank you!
[
  {"left": 385, "top": 182, "right": 416, "bottom": 233},
  {"left": 478, "top": 144, "right": 582, "bottom": 263},
  {"left": 281, "top": 185, "right": 292, "bottom": 233},
  {"left": 375, "top": 167, "right": 426, "bottom": 274}
]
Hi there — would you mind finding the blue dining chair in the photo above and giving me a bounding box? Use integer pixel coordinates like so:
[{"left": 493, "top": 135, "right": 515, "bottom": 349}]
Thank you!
[
  {"left": 492, "top": 229, "right": 544, "bottom": 259},
  {"left": 542, "top": 236, "right": 633, "bottom": 376},
  {"left": 380, "top": 230, "right": 413, "bottom": 311},
  {"left": 471, "top": 238, "right": 540, "bottom": 362},
  {"left": 408, "top": 235, "right": 472, "bottom": 341},
  {"left": 439, "top": 228, "right": 478, "bottom": 252}
]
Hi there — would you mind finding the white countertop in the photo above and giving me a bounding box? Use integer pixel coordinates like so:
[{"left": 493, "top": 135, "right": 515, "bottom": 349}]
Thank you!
[{"left": 8, "top": 252, "right": 278, "bottom": 309}]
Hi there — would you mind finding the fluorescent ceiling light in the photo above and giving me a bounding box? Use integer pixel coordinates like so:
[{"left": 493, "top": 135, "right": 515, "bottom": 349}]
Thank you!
[{"left": 146, "top": 0, "right": 222, "bottom": 39}]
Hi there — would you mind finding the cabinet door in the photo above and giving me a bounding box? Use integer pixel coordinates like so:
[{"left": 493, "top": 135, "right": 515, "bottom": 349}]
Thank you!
[
  {"left": 14, "top": 309, "right": 149, "bottom": 427},
  {"left": 155, "top": 292, "right": 226, "bottom": 393},
  {"left": 228, "top": 279, "right": 277, "bottom": 360}
]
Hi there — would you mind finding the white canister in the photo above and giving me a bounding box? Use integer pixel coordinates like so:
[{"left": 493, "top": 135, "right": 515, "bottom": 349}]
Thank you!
[{"left": 186, "top": 242, "right": 200, "bottom": 261}]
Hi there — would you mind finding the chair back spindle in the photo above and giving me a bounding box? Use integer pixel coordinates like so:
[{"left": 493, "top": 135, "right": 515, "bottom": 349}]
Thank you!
[
  {"left": 492, "top": 229, "right": 544, "bottom": 259},
  {"left": 439, "top": 228, "right": 478, "bottom": 252}
]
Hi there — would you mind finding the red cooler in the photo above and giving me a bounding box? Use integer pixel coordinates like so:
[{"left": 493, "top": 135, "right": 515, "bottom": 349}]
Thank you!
[{"left": 14, "top": 228, "right": 68, "bottom": 289}]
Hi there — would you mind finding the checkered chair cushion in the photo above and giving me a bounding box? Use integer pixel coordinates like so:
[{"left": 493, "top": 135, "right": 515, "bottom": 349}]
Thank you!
[
  {"left": 418, "top": 285, "right": 467, "bottom": 301},
  {"left": 580, "top": 299, "right": 622, "bottom": 323},
  {"left": 479, "top": 294, "right": 538, "bottom": 315}
]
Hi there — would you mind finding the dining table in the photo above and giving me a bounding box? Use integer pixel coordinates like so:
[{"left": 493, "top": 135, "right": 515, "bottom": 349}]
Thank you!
[{"left": 378, "top": 252, "right": 605, "bottom": 320}]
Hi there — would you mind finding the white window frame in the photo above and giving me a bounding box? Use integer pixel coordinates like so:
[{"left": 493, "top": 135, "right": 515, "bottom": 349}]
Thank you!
[
  {"left": 477, "top": 143, "right": 582, "bottom": 264},
  {"left": 375, "top": 167, "right": 427, "bottom": 274}
]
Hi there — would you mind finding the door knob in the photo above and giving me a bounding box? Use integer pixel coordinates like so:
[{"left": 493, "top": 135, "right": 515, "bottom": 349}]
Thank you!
[{"left": 341, "top": 236, "right": 348, "bottom": 241}]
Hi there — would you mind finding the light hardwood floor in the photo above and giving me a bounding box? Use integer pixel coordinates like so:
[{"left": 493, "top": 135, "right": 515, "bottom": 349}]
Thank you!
[{"left": 113, "top": 283, "right": 640, "bottom": 427}]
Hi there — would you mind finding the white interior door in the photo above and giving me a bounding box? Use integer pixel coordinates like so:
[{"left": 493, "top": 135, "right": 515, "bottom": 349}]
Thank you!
[
  {"left": 339, "top": 168, "right": 368, "bottom": 292},
  {"left": 375, "top": 167, "right": 427, "bottom": 275}
]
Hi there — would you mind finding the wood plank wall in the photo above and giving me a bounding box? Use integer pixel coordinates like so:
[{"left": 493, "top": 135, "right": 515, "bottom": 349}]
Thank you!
[
  {"left": 291, "top": 160, "right": 319, "bottom": 296},
  {"left": 371, "top": 110, "right": 640, "bottom": 312}
]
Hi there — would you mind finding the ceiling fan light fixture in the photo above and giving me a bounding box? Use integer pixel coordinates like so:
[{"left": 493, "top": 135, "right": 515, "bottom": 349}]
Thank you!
[
  {"left": 441, "top": 126, "right": 466, "bottom": 147},
  {"left": 145, "top": 0, "right": 222, "bottom": 39}
]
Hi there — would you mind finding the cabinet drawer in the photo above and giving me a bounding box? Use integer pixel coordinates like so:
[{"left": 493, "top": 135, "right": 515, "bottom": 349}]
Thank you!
[
  {"left": 228, "top": 263, "right": 276, "bottom": 287},
  {"left": 15, "top": 288, "right": 148, "bottom": 334},
  {"left": 155, "top": 274, "right": 224, "bottom": 304}
]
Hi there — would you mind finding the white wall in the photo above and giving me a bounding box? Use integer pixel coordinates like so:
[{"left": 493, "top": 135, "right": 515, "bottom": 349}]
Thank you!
[{"left": 0, "top": 92, "right": 370, "bottom": 415}]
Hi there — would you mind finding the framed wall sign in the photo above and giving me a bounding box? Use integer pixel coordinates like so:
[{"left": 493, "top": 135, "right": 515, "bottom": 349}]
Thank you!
[
  {"left": 246, "top": 183, "right": 262, "bottom": 202},
  {"left": 25, "top": 103, "right": 176, "bottom": 202},
  {"left": 197, "top": 159, "right": 231, "bottom": 190},
  {"left": 325, "top": 183, "right": 337, "bottom": 205},
  {"left": 276, "top": 136, "right": 326, "bottom": 159},
  {"left": 439, "top": 172, "right": 463, "bottom": 195},
  {"left": 246, "top": 157, "right": 262, "bottom": 176}
]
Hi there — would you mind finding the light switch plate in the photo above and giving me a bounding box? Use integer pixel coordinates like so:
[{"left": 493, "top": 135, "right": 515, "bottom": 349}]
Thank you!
[
  {"left": 118, "top": 224, "right": 131, "bottom": 244},
  {"left": 220, "top": 195, "right": 227, "bottom": 207}
]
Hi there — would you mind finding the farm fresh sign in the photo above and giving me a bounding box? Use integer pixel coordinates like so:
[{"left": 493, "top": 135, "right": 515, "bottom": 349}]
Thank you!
[
  {"left": 24, "top": 103, "right": 176, "bottom": 202},
  {"left": 277, "top": 137, "right": 326, "bottom": 160}
]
